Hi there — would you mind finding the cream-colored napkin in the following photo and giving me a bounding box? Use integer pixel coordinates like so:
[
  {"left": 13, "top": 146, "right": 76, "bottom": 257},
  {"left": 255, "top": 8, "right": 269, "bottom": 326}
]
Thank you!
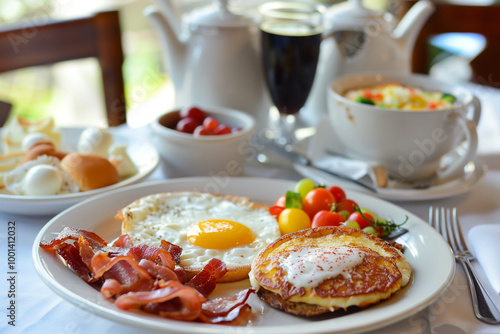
[{"left": 468, "top": 224, "right": 500, "bottom": 295}]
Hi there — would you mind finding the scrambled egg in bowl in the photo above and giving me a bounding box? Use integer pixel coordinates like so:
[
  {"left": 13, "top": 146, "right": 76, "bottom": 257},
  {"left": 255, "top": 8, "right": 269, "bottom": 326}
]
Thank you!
[{"left": 344, "top": 83, "right": 456, "bottom": 110}]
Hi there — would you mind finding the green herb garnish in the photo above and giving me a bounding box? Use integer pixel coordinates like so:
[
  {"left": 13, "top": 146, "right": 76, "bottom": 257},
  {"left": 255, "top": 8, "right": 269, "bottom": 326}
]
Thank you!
[
  {"left": 285, "top": 191, "right": 302, "bottom": 209},
  {"left": 354, "top": 206, "right": 408, "bottom": 237}
]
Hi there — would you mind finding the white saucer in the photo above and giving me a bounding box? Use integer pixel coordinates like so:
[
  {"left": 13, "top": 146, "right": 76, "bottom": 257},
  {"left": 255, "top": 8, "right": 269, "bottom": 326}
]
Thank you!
[{"left": 295, "top": 117, "right": 487, "bottom": 201}]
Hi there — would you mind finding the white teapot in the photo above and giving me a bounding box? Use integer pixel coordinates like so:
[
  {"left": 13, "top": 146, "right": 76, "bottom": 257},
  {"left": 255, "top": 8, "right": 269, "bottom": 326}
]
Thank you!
[
  {"left": 144, "top": 0, "right": 270, "bottom": 126},
  {"left": 305, "top": 0, "right": 435, "bottom": 123}
]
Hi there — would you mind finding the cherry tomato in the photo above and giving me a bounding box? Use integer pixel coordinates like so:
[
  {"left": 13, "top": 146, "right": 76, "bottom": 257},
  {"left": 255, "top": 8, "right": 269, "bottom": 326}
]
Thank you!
[
  {"left": 180, "top": 107, "right": 206, "bottom": 122},
  {"left": 176, "top": 117, "right": 199, "bottom": 134},
  {"left": 294, "top": 178, "right": 315, "bottom": 199},
  {"left": 335, "top": 199, "right": 359, "bottom": 214},
  {"left": 278, "top": 208, "right": 311, "bottom": 235},
  {"left": 202, "top": 117, "right": 219, "bottom": 131},
  {"left": 213, "top": 124, "right": 232, "bottom": 135},
  {"left": 347, "top": 211, "right": 374, "bottom": 229},
  {"left": 274, "top": 195, "right": 286, "bottom": 207},
  {"left": 302, "top": 188, "right": 336, "bottom": 219},
  {"left": 328, "top": 186, "right": 346, "bottom": 202},
  {"left": 269, "top": 206, "right": 284, "bottom": 219},
  {"left": 311, "top": 211, "right": 345, "bottom": 228},
  {"left": 193, "top": 125, "right": 212, "bottom": 136}
]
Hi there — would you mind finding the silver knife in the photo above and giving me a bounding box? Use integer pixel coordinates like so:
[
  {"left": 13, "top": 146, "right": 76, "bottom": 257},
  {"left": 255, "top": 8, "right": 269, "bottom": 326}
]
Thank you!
[{"left": 264, "top": 143, "right": 377, "bottom": 192}]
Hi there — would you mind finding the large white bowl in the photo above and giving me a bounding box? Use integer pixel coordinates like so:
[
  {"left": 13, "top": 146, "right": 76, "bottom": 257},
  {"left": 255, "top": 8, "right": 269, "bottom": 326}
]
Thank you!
[
  {"left": 327, "top": 72, "right": 481, "bottom": 181},
  {"left": 150, "top": 106, "right": 256, "bottom": 177}
]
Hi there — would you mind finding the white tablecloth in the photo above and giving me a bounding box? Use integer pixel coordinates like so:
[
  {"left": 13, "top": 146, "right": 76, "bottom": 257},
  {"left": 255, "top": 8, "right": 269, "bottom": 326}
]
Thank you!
[{"left": 2, "top": 84, "right": 500, "bottom": 334}]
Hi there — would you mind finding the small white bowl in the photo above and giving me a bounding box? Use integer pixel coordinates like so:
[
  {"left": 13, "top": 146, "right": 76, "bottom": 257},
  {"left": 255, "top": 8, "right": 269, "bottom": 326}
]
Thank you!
[{"left": 150, "top": 106, "right": 256, "bottom": 178}]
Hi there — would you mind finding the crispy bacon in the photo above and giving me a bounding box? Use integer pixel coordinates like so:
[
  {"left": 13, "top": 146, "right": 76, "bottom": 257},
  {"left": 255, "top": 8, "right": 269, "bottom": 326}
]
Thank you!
[
  {"left": 39, "top": 229, "right": 255, "bottom": 326},
  {"left": 138, "top": 259, "right": 179, "bottom": 282},
  {"left": 186, "top": 258, "right": 227, "bottom": 297},
  {"left": 160, "top": 240, "right": 182, "bottom": 265},
  {"left": 200, "top": 304, "right": 254, "bottom": 325},
  {"left": 55, "top": 243, "right": 94, "bottom": 283},
  {"left": 40, "top": 227, "right": 107, "bottom": 251},
  {"left": 199, "top": 288, "right": 255, "bottom": 325},
  {"left": 116, "top": 280, "right": 206, "bottom": 321},
  {"left": 91, "top": 253, "right": 155, "bottom": 298},
  {"left": 201, "top": 288, "right": 255, "bottom": 317},
  {"left": 112, "top": 234, "right": 133, "bottom": 247},
  {"left": 128, "top": 244, "right": 176, "bottom": 269}
]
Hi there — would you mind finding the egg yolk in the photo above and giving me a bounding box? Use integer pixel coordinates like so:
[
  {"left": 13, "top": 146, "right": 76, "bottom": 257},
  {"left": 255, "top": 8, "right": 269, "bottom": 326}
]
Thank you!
[{"left": 187, "top": 219, "right": 255, "bottom": 250}]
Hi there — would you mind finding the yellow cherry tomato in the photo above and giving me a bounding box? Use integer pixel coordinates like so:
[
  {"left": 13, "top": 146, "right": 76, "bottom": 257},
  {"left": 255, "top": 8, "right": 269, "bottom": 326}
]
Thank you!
[{"left": 278, "top": 208, "right": 311, "bottom": 235}]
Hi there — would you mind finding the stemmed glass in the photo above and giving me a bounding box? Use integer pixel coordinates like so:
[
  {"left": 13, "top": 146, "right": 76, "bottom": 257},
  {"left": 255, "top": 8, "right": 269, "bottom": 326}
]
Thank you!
[{"left": 259, "top": 1, "right": 324, "bottom": 149}]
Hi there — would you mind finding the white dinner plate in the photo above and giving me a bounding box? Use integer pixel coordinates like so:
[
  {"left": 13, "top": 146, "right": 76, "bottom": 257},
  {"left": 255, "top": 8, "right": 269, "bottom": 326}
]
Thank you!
[
  {"left": 0, "top": 127, "right": 159, "bottom": 216},
  {"left": 33, "top": 177, "right": 455, "bottom": 334}
]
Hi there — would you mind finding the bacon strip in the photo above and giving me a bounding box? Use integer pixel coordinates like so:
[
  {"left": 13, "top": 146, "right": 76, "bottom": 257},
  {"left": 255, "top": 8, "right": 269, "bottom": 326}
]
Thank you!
[
  {"left": 40, "top": 227, "right": 107, "bottom": 250},
  {"left": 201, "top": 288, "right": 255, "bottom": 317},
  {"left": 160, "top": 240, "right": 182, "bottom": 265},
  {"left": 186, "top": 258, "right": 227, "bottom": 297},
  {"left": 200, "top": 288, "right": 255, "bottom": 324},
  {"left": 112, "top": 234, "right": 133, "bottom": 247},
  {"left": 55, "top": 243, "right": 94, "bottom": 283},
  {"left": 115, "top": 280, "right": 206, "bottom": 321},
  {"left": 200, "top": 304, "right": 254, "bottom": 325},
  {"left": 138, "top": 259, "right": 179, "bottom": 282},
  {"left": 128, "top": 244, "right": 175, "bottom": 269}
]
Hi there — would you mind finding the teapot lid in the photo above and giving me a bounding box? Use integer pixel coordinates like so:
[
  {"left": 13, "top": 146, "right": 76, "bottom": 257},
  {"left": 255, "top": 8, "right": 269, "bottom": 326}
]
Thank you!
[
  {"left": 187, "top": 0, "right": 254, "bottom": 28},
  {"left": 325, "top": 0, "right": 388, "bottom": 29}
]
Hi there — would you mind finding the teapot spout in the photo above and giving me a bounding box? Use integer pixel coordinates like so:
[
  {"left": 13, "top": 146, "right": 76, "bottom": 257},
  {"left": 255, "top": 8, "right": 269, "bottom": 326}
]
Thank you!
[
  {"left": 144, "top": 5, "right": 186, "bottom": 95},
  {"left": 393, "top": 0, "right": 434, "bottom": 54}
]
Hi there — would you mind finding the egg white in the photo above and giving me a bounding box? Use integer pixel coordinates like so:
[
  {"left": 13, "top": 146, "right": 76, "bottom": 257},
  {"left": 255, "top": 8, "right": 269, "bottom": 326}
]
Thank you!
[
  {"left": 119, "top": 192, "right": 281, "bottom": 269},
  {"left": 4, "top": 156, "right": 79, "bottom": 195}
]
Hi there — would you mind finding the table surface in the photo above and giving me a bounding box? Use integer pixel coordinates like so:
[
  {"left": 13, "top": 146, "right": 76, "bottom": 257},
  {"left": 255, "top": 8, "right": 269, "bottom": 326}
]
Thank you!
[{"left": 2, "top": 83, "right": 500, "bottom": 334}]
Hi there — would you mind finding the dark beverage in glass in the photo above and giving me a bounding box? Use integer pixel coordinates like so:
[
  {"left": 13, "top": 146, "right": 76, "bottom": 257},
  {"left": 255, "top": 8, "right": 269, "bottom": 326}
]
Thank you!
[
  {"left": 259, "top": 2, "right": 324, "bottom": 147},
  {"left": 261, "top": 21, "right": 322, "bottom": 115}
]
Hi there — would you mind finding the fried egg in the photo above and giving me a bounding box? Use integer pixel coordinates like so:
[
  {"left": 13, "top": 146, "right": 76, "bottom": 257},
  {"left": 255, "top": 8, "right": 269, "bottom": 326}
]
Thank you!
[
  {"left": 116, "top": 191, "right": 281, "bottom": 282},
  {"left": 249, "top": 226, "right": 412, "bottom": 316}
]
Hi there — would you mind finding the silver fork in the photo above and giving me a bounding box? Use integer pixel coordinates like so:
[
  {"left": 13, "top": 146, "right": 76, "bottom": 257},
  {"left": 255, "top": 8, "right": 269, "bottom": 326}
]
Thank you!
[{"left": 429, "top": 207, "right": 500, "bottom": 324}]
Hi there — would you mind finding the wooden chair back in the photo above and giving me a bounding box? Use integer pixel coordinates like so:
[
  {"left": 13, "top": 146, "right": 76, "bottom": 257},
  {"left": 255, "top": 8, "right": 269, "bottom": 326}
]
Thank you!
[
  {"left": 0, "top": 11, "right": 126, "bottom": 126},
  {"left": 403, "top": 1, "right": 500, "bottom": 88}
]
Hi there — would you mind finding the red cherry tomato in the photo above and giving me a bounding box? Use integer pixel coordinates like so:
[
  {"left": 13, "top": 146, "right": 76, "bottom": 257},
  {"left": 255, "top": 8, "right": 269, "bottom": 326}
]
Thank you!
[
  {"left": 328, "top": 186, "right": 346, "bottom": 202},
  {"left": 193, "top": 125, "right": 212, "bottom": 136},
  {"left": 302, "top": 188, "right": 336, "bottom": 219},
  {"left": 180, "top": 107, "right": 206, "bottom": 122},
  {"left": 269, "top": 206, "right": 285, "bottom": 219},
  {"left": 213, "top": 124, "right": 232, "bottom": 135},
  {"left": 274, "top": 195, "right": 286, "bottom": 207},
  {"left": 176, "top": 117, "right": 199, "bottom": 134},
  {"left": 311, "top": 211, "right": 345, "bottom": 228},
  {"left": 347, "top": 211, "right": 374, "bottom": 229},
  {"left": 202, "top": 117, "right": 219, "bottom": 131},
  {"left": 335, "top": 199, "right": 359, "bottom": 214}
]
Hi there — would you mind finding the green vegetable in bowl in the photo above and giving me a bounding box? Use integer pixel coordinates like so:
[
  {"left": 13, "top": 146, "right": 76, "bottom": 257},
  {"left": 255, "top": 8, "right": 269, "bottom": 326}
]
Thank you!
[
  {"left": 441, "top": 93, "right": 456, "bottom": 103},
  {"left": 355, "top": 97, "right": 375, "bottom": 105}
]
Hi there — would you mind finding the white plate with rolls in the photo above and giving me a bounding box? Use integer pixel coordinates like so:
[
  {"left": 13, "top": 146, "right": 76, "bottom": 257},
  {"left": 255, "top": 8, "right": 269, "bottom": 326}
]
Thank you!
[{"left": 0, "top": 127, "right": 159, "bottom": 216}]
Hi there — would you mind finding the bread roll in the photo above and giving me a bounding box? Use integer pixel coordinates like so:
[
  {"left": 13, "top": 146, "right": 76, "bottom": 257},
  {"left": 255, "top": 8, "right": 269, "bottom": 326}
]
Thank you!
[
  {"left": 22, "top": 143, "right": 67, "bottom": 163},
  {"left": 61, "top": 153, "right": 120, "bottom": 191}
]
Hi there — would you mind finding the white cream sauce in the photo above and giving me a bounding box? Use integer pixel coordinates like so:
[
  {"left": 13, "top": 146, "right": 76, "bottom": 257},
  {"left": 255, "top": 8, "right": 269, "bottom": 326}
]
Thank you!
[{"left": 279, "top": 247, "right": 365, "bottom": 288}]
